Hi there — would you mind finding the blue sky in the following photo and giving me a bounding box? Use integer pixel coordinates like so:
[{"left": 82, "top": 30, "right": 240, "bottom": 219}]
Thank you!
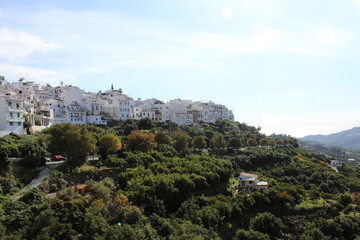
[{"left": 1, "top": 0, "right": 360, "bottom": 137}]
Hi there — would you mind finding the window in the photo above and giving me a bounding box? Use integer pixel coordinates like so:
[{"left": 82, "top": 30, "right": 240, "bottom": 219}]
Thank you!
[
  {"left": 9, "top": 122, "right": 13, "bottom": 126},
  {"left": 18, "top": 122, "right": 21, "bottom": 126}
]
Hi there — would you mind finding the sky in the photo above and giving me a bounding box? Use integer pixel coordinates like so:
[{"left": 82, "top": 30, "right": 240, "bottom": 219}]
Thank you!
[{"left": 1, "top": 0, "right": 360, "bottom": 138}]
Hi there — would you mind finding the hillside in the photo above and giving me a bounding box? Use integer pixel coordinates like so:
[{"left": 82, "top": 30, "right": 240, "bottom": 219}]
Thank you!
[
  {"left": 298, "top": 140, "right": 360, "bottom": 166},
  {"left": 301, "top": 127, "right": 360, "bottom": 150},
  {"left": 0, "top": 120, "right": 359, "bottom": 239}
]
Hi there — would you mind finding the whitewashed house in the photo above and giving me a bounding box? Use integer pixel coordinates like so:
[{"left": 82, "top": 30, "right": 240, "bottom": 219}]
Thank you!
[
  {"left": 238, "top": 172, "right": 268, "bottom": 191},
  {"left": 133, "top": 104, "right": 155, "bottom": 121},
  {"left": 0, "top": 93, "right": 26, "bottom": 136},
  {"left": 67, "top": 101, "right": 86, "bottom": 124},
  {"left": 168, "top": 99, "right": 194, "bottom": 126},
  {"left": 55, "top": 85, "right": 83, "bottom": 103},
  {"left": 330, "top": 160, "right": 343, "bottom": 167},
  {"left": 45, "top": 99, "right": 67, "bottom": 125}
]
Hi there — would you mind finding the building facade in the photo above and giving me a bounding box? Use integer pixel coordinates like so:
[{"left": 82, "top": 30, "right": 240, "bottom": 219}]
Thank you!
[{"left": 0, "top": 76, "right": 234, "bottom": 136}]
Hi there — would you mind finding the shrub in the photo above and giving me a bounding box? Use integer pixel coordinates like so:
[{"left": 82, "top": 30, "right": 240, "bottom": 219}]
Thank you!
[
  {"left": 20, "top": 187, "right": 45, "bottom": 204},
  {"left": 192, "top": 136, "right": 207, "bottom": 149},
  {"left": 20, "top": 155, "right": 46, "bottom": 168},
  {"left": 0, "top": 147, "right": 10, "bottom": 169},
  {"left": 233, "top": 229, "right": 270, "bottom": 240},
  {"left": 106, "top": 156, "right": 126, "bottom": 168},
  {"left": 157, "top": 144, "right": 177, "bottom": 156},
  {"left": 155, "top": 131, "right": 172, "bottom": 146},
  {"left": 250, "top": 212, "right": 284, "bottom": 238}
]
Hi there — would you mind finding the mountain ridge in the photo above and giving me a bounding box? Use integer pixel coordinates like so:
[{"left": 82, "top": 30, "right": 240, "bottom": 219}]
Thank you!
[{"left": 300, "top": 126, "right": 360, "bottom": 150}]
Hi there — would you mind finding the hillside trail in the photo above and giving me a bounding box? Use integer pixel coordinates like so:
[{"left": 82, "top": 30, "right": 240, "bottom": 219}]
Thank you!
[{"left": 11, "top": 161, "right": 64, "bottom": 200}]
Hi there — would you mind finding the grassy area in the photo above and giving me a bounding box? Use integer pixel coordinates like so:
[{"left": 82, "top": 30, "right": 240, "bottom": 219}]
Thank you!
[
  {"left": 293, "top": 198, "right": 329, "bottom": 212},
  {"left": 228, "top": 177, "right": 238, "bottom": 193},
  {"left": 79, "top": 164, "right": 97, "bottom": 172}
]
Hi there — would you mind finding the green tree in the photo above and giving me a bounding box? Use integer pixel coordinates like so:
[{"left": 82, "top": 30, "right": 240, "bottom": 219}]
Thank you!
[
  {"left": 267, "top": 138, "right": 276, "bottom": 146},
  {"left": 47, "top": 123, "right": 96, "bottom": 164},
  {"left": 246, "top": 138, "right": 257, "bottom": 146},
  {"left": 233, "top": 229, "right": 270, "bottom": 240},
  {"left": 250, "top": 212, "right": 284, "bottom": 238},
  {"left": 211, "top": 134, "right": 227, "bottom": 154},
  {"left": 192, "top": 136, "right": 207, "bottom": 149},
  {"left": 155, "top": 131, "right": 172, "bottom": 145},
  {"left": 339, "top": 194, "right": 352, "bottom": 207},
  {"left": 127, "top": 130, "right": 157, "bottom": 152},
  {"left": 99, "top": 134, "right": 122, "bottom": 159},
  {"left": 138, "top": 118, "right": 154, "bottom": 130},
  {"left": 259, "top": 138, "right": 268, "bottom": 146},
  {"left": 123, "top": 119, "right": 138, "bottom": 136},
  {"left": 158, "top": 144, "right": 177, "bottom": 156},
  {"left": 23, "top": 114, "right": 32, "bottom": 134},
  {"left": 299, "top": 227, "right": 326, "bottom": 240},
  {"left": 228, "top": 137, "right": 241, "bottom": 149},
  {"left": 19, "top": 141, "right": 46, "bottom": 157},
  {"left": 172, "top": 130, "right": 190, "bottom": 153},
  {"left": 0, "top": 147, "right": 10, "bottom": 169},
  {"left": 212, "top": 134, "right": 227, "bottom": 148}
]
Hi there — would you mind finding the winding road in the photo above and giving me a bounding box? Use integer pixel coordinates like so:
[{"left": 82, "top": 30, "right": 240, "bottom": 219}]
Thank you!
[{"left": 16, "top": 161, "right": 64, "bottom": 197}]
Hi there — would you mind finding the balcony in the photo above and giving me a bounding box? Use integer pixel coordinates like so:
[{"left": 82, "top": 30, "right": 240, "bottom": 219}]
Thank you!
[
  {"left": 7, "top": 107, "right": 25, "bottom": 113},
  {"left": 54, "top": 110, "right": 66, "bottom": 114},
  {"left": 7, "top": 117, "right": 25, "bottom": 122}
]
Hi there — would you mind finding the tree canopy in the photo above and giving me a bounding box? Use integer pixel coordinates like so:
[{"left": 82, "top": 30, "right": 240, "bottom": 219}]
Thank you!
[
  {"left": 155, "top": 131, "right": 172, "bottom": 146},
  {"left": 99, "top": 134, "right": 122, "bottom": 159},
  {"left": 47, "top": 123, "right": 96, "bottom": 160},
  {"left": 172, "top": 130, "right": 190, "bottom": 153},
  {"left": 192, "top": 136, "right": 207, "bottom": 149},
  {"left": 127, "top": 130, "right": 157, "bottom": 152}
]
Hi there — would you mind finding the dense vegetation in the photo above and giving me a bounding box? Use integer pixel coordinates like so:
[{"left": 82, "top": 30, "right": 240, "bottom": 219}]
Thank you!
[
  {"left": 0, "top": 119, "right": 359, "bottom": 239},
  {"left": 299, "top": 140, "right": 360, "bottom": 166}
]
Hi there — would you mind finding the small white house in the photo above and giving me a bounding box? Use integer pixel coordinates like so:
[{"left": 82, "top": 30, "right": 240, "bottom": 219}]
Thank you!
[
  {"left": 330, "top": 160, "right": 343, "bottom": 167},
  {"left": 238, "top": 172, "right": 268, "bottom": 191}
]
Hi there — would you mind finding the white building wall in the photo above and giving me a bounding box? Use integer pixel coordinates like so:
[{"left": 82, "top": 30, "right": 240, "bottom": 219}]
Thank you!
[
  {"left": 118, "top": 100, "right": 132, "bottom": 120},
  {"left": 0, "top": 95, "right": 26, "bottom": 137}
]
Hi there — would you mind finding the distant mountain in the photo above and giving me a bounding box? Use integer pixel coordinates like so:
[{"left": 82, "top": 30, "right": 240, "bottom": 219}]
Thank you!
[{"left": 300, "top": 127, "right": 360, "bottom": 150}]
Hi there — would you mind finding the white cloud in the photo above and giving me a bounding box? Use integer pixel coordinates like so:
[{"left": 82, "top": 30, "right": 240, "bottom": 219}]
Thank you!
[
  {"left": 0, "top": 62, "right": 75, "bottom": 85},
  {"left": 281, "top": 26, "right": 353, "bottom": 56},
  {"left": 116, "top": 59, "right": 135, "bottom": 65},
  {"left": 174, "top": 26, "right": 352, "bottom": 56},
  {"left": 222, "top": 7, "right": 232, "bottom": 19},
  {"left": 179, "top": 33, "right": 233, "bottom": 48},
  {"left": 235, "top": 27, "right": 284, "bottom": 53},
  {"left": 314, "top": 27, "right": 350, "bottom": 46},
  {"left": 0, "top": 27, "right": 62, "bottom": 62}
]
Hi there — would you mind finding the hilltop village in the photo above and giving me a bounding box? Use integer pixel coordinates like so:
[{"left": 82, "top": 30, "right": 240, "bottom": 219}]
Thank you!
[
  {"left": 0, "top": 75, "right": 234, "bottom": 137},
  {"left": 1, "top": 75, "right": 360, "bottom": 240}
]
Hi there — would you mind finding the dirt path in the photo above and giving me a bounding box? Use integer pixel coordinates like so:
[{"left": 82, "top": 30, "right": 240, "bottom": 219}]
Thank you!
[
  {"left": 329, "top": 165, "right": 339, "bottom": 173},
  {"left": 12, "top": 161, "right": 64, "bottom": 200},
  {"left": 26, "top": 161, "right": 64, "bottom": 188}
]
